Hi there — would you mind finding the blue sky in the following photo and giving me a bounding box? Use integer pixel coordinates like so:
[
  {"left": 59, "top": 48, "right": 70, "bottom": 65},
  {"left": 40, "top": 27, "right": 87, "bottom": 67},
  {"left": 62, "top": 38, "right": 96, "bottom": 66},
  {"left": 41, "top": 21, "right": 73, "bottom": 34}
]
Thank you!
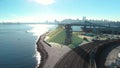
[{"left": 0, "top": 0, "right": 120, "bottom": 22}]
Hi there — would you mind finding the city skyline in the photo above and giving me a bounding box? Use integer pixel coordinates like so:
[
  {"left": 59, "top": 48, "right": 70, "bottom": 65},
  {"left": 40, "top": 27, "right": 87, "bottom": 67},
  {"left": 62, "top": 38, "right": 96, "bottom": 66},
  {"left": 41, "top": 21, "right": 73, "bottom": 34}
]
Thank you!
[{"left": 0, "top": 0, "right": 120, "bottom": 22}]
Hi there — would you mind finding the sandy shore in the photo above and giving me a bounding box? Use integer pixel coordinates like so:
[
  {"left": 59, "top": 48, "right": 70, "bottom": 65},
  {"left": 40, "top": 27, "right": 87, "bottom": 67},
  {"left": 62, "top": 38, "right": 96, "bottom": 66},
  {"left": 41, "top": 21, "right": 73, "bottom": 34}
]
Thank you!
[{"left": 36, "top": 33, "right": 71, "bottom": 68}]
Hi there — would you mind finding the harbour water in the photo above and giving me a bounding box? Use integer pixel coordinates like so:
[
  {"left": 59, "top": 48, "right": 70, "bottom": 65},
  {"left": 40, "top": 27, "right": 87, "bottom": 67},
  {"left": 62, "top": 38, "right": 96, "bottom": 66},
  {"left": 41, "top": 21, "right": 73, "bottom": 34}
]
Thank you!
[{"left": 0, "top": 23, "right": 55, "bottom": 68}]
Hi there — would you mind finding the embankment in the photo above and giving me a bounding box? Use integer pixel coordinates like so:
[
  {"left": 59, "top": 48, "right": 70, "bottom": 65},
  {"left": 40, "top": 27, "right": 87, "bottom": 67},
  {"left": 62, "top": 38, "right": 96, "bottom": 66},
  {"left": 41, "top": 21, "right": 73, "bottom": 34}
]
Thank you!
[
  {"left": 36, "top": 34, "right": 48, "bottom": 68},
  {"left": 36, "top": 33, "right": 71, "bottom": 68}
]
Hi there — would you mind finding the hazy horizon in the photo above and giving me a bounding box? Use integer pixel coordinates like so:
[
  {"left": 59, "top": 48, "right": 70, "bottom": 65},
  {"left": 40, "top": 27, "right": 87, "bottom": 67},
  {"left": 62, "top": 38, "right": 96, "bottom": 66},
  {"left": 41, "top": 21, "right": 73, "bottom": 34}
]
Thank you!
[{"left": 0, "top": 0, "right": 120, "bottom": 22}]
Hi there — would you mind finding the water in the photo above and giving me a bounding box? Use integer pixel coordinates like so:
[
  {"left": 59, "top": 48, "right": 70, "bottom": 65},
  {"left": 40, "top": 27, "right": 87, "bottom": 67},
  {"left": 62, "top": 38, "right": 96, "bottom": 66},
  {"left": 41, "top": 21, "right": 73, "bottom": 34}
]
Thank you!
[
  {"left": 0, "top": 24, "right": 55, "bottom": 68},
  {"left": 72, "top": 26, "right": 82, "bottom": 31}
]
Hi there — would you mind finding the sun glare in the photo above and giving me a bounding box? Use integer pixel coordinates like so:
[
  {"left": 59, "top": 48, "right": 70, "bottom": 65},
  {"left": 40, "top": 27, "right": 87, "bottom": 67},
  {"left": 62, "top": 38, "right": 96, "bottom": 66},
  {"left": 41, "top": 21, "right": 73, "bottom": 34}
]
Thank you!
[
  {"left": 28, "top": 24, "right": 51, "bottom": 36},
  {"left": 33, "top": 0, "right": 55, "bottom": 5}
]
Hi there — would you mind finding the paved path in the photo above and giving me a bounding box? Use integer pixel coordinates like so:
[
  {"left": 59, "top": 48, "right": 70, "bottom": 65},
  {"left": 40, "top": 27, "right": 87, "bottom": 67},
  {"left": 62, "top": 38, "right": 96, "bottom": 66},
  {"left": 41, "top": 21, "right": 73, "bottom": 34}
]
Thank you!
[{"left": 37, "top": 34, "right": 71, "bottom": 68}]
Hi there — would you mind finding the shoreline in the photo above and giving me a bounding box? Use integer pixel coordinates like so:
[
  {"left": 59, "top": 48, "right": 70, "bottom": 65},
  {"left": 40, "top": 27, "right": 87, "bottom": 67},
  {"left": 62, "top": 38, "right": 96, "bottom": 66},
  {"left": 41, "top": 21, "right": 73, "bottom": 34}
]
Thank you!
[
  {"left": 36, "top": 34, "right": 48, "bottom": 68},
  {"left": 36, "top": 33, "right": 71, "bottom": 68}
]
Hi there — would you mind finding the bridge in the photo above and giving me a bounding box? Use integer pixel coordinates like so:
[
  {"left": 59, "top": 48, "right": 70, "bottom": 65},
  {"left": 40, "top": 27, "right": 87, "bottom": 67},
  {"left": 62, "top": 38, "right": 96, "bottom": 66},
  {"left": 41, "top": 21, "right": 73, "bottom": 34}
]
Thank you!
[{"left": 40, "top": 20, "right": 120, "bottom": 45}]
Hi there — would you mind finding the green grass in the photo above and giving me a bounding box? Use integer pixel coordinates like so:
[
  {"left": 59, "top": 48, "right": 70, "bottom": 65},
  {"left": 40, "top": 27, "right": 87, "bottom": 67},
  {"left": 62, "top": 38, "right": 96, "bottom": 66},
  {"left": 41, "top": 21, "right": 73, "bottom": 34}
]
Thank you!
[
  {"left": 47, "top": 27, "right": 63, "bottom": 37},
  {"left": 69, "top": 34, "right": 83, "bottom": 48},
  {"left": 46, "top": 26, "right": 83, "bottom": 48},
  {"left": 47, "top": 29, "right": 66, "bottom": 44}
]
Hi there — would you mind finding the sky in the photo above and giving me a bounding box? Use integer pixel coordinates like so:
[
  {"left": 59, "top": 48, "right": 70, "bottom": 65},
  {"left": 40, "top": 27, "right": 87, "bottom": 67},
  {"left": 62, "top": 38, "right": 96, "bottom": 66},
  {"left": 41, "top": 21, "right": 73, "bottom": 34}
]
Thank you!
[{"left": 0, "top": 0, "right": 120, "bottom": 22}]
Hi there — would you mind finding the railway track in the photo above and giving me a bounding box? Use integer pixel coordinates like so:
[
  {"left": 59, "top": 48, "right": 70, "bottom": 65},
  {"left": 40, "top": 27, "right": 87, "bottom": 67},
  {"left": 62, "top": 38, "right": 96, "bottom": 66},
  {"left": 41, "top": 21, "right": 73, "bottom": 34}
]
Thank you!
[
  {"left": 54, "top": 39, "right": 120, "bottom": 68},
  {"left": 95, "top": 39, "right": 120, "bottom": 68},
  {"left": 54, "top": 41, "right": 105, "bottom": 68}
]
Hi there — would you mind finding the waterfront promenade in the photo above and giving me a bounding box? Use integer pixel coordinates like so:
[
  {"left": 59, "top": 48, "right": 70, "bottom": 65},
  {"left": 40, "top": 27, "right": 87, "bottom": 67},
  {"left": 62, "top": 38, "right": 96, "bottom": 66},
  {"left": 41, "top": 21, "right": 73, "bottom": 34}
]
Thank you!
[
  {"left": 37, "top": 33, "right": 120, "bottom": 68},
  {"left": 36, "top": 33, "right": 71, "bottom": 68}
]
